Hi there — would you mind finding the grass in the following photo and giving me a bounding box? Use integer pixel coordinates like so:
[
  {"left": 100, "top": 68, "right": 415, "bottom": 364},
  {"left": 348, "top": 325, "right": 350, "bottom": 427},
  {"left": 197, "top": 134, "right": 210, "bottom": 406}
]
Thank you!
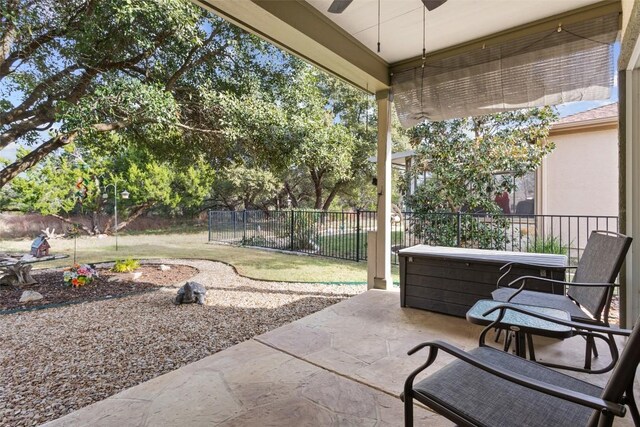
[
  {"left": 527, "top": 236, "right": 569, "bottom": 255},
  {"left": 317, "top": 230, "right": 407, "bottom": 259},
  {"left": 1, "top": 232, "right": 399, "bottom": 283}
]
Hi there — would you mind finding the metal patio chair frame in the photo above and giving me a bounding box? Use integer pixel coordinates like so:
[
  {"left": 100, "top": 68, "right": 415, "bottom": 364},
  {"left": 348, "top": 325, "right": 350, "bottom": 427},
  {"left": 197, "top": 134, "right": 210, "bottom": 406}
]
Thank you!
[
  {"left": 403, "top": 305, "right": 640, "bottom": 427},
  {"left": 492, "top": 230, "right": 632, "bottom": 373}
]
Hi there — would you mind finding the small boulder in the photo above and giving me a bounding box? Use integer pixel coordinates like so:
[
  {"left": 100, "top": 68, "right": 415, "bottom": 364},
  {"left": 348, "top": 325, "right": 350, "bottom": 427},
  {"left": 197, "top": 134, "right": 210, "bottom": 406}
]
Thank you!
[
  {"left": 159, "top": 264, "right": 171, "bottom": 272},
  {"left": 107, "top": 276, "right": 120, "bottom": 283},
  {"left": 174, "top": 281, "right": 206, "bottom": 305},
  {"left": 130, "top": 272, "right": 143, "bottom": 281},
  {"left": 19, "top": 291, "right": 43, "bottom": 303}
]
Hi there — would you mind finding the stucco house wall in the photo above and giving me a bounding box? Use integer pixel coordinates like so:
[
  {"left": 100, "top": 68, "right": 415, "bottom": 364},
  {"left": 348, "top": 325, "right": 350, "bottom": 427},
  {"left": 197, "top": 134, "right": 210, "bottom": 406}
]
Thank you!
[
  {"left": 538, "top": 126, "right": 618, "bottom": 216},
  {"left": 535, "top": 103, "right": 619, "bottom": 250}
]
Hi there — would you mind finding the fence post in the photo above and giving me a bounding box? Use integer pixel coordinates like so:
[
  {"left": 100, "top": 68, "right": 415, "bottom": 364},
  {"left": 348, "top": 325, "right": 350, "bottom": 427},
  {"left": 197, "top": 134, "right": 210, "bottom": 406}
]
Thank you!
[
  {"left": 242, "top": 210, "right": 247, "bottom": 244},
  {"left": 208, "top": 210, "right": 212, "bottom": 241},
  {"left": 290, "top": 209, "right": 295, "bottom": 251},
  {"left": 456, "top": 211, "right": 462, "bottom": 247},
  {"left": 233, "top": 211, "right": 237, "bottom": 240},
  {"left": 356, "top": 209, "right": 361, "bottom": 262}
]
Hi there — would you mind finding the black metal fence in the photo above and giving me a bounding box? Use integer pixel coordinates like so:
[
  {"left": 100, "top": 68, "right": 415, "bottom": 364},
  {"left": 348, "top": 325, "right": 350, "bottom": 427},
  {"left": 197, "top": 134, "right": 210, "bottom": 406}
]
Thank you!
[{"left": 208, "top": 210, "right": 619, "bottom": 266}]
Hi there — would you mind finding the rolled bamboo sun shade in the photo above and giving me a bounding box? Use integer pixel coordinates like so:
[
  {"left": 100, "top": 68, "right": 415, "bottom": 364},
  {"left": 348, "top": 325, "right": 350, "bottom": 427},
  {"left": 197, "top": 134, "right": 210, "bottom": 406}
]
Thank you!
[{"left": 392, "top": 12, "right": 620, "bottom": 127}]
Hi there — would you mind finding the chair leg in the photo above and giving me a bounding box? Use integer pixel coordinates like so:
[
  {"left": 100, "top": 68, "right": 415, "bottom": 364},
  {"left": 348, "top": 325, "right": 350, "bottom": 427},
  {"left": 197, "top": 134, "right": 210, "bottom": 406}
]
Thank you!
[
  {"left": 404, "top": 391, "right": 414, "bottom": 427},
  {"left": 494, "top": 328, "right": 503, "bottom": 343},
  {"left": 584, "top": 336, "right": 593, "bottom": 370},
  {"left": 626, "top": 382, "right": 640, "bottom": 427},
  {"left": 526, "top": 333, "right": 536, "bottom": 361},
  {"left": 503, "top": 331, "right": 512, "bottom": 353}
]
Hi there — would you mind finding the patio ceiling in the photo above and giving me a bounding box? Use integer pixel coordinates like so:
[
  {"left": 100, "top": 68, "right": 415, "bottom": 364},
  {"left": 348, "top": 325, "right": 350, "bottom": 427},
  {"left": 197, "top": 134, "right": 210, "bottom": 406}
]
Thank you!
[
  {"left": 198, "top": 1, "right": 620, "bottom": 91},
  {"left": 304, "top": 0, "right": 608, "bottom": 64},
  {"left": 198, "top": 0, "right": 621, "bottom": 125}
]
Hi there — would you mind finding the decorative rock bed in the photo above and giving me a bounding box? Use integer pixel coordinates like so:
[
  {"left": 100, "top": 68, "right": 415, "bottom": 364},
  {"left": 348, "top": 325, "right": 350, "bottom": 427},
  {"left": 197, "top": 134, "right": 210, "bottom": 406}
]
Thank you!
[
  {"left": 0, "top": 263, "right": 198, "bottom": 312},
  {"left": 0, "top": 259, "right": 363, "bottom": 427}
]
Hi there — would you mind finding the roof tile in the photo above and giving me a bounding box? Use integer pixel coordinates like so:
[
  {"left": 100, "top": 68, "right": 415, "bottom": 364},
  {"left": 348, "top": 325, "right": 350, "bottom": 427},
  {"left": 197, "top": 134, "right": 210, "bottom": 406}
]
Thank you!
[{"left": 556, "top": 103, "right": 618, "bottom": 124}]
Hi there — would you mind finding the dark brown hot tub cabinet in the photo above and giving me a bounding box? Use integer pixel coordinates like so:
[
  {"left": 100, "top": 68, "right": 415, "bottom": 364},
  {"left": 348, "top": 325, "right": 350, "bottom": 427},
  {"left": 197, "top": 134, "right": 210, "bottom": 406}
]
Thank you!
[{"left": 398, "top": 245, "right": 567, "bottom": 317}]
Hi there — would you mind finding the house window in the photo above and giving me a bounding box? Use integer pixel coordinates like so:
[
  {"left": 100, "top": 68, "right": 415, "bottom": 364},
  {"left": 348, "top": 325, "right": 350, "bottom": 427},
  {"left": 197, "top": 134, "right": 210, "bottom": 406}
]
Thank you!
[{"left": 494, "top": 172, "right": 536, "bottom": 215}]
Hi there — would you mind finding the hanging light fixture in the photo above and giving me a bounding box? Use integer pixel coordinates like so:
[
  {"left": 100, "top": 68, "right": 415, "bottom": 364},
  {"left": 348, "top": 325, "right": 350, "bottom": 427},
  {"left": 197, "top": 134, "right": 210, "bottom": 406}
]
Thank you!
[
  {"left": 377, "top": 0, "right": 381, "bottom": 53},
  {"left": 422, "top": 5, "right": 427, "bottom": 61}
]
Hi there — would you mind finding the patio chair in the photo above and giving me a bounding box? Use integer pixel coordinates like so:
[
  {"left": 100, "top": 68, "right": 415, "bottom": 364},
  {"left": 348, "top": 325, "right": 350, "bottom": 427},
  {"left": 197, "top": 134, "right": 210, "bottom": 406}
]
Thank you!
[
  {"left": 403, "top": 306, "right": 640, "bottom": 427},
  {"left": 491, "top": 230, "right": 632, "bottom": 372}
]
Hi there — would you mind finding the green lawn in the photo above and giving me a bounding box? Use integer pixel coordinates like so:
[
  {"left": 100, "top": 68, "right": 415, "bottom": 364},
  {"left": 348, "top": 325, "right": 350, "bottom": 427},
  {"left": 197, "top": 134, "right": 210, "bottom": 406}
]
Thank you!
[
  {"left": 317, "top": 230, "right": 408, "bottom": 266},
  {"left": 1, "top": 232, "right": 399, "bottom": 283}
]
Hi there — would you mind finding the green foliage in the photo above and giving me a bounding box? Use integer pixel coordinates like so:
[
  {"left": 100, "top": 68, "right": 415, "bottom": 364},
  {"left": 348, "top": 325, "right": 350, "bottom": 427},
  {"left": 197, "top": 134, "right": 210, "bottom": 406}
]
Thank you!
[
  {"left": 1, "top": 0, "right": 295, "bottom": 187},
  {"left": 410, "top": 213, "right": 510, "bottom": 250},
  {"left": 212, "top": 66, "right": 379, "bottom": 211},
  {"left": 212, "top": 163, "right": 280, "bottom": 210},
  {"left": 1, "top": 0, "right": 386, "bottom": 214},
  {"left": 407, "top": 107, "right": 557, "bottom": 248},
  {"left": 291, "top": 210, "right": 320, "bottom": 251},
  {"left": 112, "top": 258, "right": 141, "bottom": 273},
  {"left": 1, "top": 142, "right": 216, "bottom": 232},
  {"left": 6, "top": 145, "right": 96, "bottom": 215},
  {"left": 527, "top": 237, "right": 568, "bottom": 255}
]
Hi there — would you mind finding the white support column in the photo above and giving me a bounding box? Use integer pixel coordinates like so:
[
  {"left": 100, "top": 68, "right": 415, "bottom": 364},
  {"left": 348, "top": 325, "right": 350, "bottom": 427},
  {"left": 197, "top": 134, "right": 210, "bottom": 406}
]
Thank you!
[
  {"left": 625, "top": 66, "right": 640, "bottom": 326},
  {"left": 373, "top": 89, "right": 392, "bottom": 290}
]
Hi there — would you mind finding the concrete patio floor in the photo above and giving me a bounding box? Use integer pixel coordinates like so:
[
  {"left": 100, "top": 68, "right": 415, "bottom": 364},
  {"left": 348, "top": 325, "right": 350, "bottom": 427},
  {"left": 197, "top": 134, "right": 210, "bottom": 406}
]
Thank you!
[{"left": 44, "top": 289, "right": 637, "bottom": 426}]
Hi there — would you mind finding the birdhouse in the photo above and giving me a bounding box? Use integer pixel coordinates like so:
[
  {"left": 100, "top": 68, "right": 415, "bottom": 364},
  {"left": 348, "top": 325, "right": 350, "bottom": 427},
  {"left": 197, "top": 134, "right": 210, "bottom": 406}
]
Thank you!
[{"left": 30, "top": 235, "right": 51, "bottom": 258}]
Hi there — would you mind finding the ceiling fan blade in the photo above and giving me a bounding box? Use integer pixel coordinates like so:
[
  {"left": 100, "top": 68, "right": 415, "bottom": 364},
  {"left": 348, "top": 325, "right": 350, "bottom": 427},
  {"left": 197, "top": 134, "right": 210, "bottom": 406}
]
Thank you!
[
  {"left": 422, "top": 0, "right": 447, "bottom": 11},
  {"left": 328, "top": 0, "right": 353, "bottom": 14}
]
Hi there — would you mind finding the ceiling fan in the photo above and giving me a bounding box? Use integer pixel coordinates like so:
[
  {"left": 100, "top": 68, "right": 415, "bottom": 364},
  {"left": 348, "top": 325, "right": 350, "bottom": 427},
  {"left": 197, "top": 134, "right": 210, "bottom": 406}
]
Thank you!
[{"left": 327, "top": 0, "right": 448, "bottom": 14}]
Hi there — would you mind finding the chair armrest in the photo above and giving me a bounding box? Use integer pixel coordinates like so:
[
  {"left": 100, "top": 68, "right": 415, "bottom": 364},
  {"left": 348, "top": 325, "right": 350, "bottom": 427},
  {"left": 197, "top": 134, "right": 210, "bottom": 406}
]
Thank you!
[
  {"left": 405, "top": 340, "right": 626, "bottom": 416},
  {"left": 504, "top": 275, "right": 617, "bottom": 288},
  {"left": 503, "top": 276, "right": 615, "bottom": 301},
  {"left": 483, "top": 304, "right": 632, "bottom": 336},
  {"left": 497, "top": 261, "right": 569, "bottom": 288}
]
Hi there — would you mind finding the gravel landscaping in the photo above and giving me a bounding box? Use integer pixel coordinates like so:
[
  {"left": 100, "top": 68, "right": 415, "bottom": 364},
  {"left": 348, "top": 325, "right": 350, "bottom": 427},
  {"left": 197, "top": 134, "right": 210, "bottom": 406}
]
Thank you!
[
  {"left": 0, "top": 264, "right": 198, "bottom": 311},
  {"left": 0, "top": 259, "right": 363, "bottom": 427}
]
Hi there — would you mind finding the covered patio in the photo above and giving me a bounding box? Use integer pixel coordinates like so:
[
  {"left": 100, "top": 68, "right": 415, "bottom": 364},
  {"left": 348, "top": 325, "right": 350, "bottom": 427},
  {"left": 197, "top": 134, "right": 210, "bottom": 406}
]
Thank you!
[
  {"left": 194, "top": 0, "right": 640, "bottom": 328},
  {"left": 40, "top": 0, "right": 640, "bottom": 425},
  {"left": 43, "top": 289, "right": 636, "bottom": 426}
]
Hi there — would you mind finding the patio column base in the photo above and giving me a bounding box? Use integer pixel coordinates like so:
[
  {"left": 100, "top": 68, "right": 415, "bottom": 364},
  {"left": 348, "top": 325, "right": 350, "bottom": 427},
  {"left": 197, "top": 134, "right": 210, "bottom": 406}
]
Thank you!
[{"left": 373, "top": 277, "right": 390, "bottom": 290}]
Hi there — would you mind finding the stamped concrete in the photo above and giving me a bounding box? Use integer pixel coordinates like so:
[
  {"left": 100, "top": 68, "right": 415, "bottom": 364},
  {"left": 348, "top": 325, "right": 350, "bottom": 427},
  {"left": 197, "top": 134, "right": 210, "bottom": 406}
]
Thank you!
[
  {"left": 257, "top": 289, "right": 637, "bottom": 426},
  {"left": 44, "top": 289, "right": 637, "bottom": 426},
  {"left": 43, "top": 339, "right": 450, "bottom": 427}
]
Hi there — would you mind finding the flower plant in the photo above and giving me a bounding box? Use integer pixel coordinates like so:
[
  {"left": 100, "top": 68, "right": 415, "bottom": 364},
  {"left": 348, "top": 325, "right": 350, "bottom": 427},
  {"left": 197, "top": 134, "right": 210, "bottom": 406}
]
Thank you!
[{"left": 63, "top": 264, "right": 97, "bottom": 288}]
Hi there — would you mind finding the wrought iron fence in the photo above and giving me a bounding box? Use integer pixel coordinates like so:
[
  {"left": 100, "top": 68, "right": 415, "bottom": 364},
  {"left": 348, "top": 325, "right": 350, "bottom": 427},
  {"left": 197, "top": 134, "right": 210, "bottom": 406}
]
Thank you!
[{"left": 208, "top": 210, "right": 618, "bottom": 267}]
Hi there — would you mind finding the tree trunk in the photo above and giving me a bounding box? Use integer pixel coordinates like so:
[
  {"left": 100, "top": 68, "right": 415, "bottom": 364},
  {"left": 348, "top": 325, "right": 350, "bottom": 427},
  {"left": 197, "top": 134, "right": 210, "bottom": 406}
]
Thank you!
[
  {"left": 103, "top": 215, "right": 114, "bottom": 233},
  {"left": 310, "top": 169, "right": 323, "bottom": 210},
  {"left": 322, "top": 182, "right": 343, "bottom": 211},
  {"left": 115, "top": 202, "right": 154, "bottom": 231},
  {"left": 90, "top": 210, "right": 100, "bottom": 234},
  {"left": 283, "top": 181, "right": 299, "bottom": 208},
  {"left": 47, "top": 214, "right": 93, "bottom": 235}
]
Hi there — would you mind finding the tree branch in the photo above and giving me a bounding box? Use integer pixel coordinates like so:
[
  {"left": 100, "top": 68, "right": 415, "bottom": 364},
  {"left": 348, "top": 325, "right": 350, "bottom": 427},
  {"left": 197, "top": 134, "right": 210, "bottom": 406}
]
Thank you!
[
  {"left": 47, "top": 214, "right": 94, "bottom": 236},
  {"left": 173, "top": 122, "right": 222, "bottom": 134},
  {"left": 165, "top": 29, "right": 226, "bottom": 90},
  {"left": 0, "top": 64, "right": 81, "bottom": 124},
  {"left": 115, "top": 202, "right": 155, "bottom": 231},
  {"left": 0, "top": 132, "right": 77, "bottom": 189},
  {"left": 0, "top": 1, "right": 92, "bottom": 80}
]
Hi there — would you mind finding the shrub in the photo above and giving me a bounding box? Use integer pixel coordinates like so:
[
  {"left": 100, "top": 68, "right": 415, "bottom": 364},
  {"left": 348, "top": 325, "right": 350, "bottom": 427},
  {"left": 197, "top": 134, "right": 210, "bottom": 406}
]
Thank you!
[
  {"left": 411, "top": 213, "right": 510, "bottom": 250},
  {"left": 291, "top": 210, "right": 320, "bottom": 251},
  {"left": 113, "top": 258, "right": 141, "bottom": 273},
  {"left": 528, "top": 237, "right": 568, "bottom": 255}
]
